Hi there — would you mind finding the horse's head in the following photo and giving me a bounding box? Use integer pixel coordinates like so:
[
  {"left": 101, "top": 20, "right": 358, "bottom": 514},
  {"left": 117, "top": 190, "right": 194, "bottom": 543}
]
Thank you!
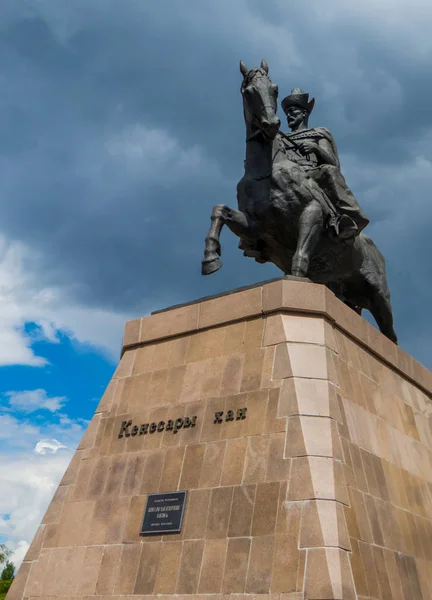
[{"left": 240, "top": 59, "right": 280, "bottom": 141}]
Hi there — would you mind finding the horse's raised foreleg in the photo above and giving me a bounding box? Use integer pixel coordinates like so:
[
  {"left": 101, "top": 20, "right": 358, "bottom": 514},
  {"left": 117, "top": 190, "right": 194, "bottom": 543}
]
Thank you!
[
  {"left": 202, "top": 205, "right": 225, "bottom": 275},
  {"left": 291, "top": 200, "right": 324, "bottom": 277},
  {"left": 202, "top": 204, "right": 257, "bottom": 275}
]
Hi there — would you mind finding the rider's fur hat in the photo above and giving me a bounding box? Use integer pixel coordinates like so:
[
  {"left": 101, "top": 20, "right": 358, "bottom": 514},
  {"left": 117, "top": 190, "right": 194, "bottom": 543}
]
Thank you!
[{"left": 281, "top": 88, "right": 315, "bottom": 116}]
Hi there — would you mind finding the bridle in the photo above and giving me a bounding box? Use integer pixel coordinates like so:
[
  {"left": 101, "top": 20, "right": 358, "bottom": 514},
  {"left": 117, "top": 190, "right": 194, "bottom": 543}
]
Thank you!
[{"left": 242, "top": 69, "right": 278, "bottom": 143}]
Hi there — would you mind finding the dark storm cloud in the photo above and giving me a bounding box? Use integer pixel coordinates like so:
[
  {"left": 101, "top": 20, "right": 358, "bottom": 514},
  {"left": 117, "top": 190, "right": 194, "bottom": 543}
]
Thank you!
[
  {"left": 0, "top": 0, "right": 282, "bottom": 310},
  {"left": 0, "top": 0, "right": 431, "bottom": 365}
]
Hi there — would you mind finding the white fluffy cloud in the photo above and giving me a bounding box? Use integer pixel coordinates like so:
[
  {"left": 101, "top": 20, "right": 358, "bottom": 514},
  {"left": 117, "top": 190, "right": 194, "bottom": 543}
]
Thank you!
[
  {"left": 4, "top": 389, "right": 66, "bottom": 413},
  {"left": 0, "top": 408, "right": 86, "bottom": 567},
  {"left": 34, "top": 439, "right": 68, "bottom": 454},
  {"left": 0, "top": 235, "right": 131, "bottom": 365},
  {"left": 0, "top": 447, "right": 74, "bottom": 566},
  {"left": 0, "top": 415, "right": 39, "bottom": 445},
  {"left": 0, "top": 384, "right": 89, "bottom": 566}
]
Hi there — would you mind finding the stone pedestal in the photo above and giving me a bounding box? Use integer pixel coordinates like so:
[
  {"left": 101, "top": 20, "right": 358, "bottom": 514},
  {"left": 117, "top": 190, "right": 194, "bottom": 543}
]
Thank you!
[{"left": 9, "top": 278, "right": 432, "bottom": 599}]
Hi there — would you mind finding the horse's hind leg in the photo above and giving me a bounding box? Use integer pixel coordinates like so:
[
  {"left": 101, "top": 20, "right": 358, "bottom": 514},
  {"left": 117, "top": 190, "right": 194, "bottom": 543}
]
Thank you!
[
  {"left": 291, "top": 200, "right": 324, "bottom": 277},
  {"left": 369, "top": 290, "right": 398, "bottom": 344},
  {"left": 359, "top": 239, "right": 398, "bottom": 343}
]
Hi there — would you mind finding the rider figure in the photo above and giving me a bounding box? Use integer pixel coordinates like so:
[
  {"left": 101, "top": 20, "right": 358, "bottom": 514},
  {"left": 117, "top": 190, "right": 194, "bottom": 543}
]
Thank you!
[{"left": 281, "top": 88, "right": 369, "bottom": 239}]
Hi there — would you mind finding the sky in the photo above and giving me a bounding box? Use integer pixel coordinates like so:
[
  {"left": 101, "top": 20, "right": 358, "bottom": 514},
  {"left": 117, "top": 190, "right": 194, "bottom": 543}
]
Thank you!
[{"left": 1, "top": 0, "right": 432, "bottom": 567}]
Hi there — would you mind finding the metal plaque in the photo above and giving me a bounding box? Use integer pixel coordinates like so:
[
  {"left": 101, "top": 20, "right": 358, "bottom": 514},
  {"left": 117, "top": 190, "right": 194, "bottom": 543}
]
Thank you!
[{"left": 140, "top": 491, "right": 187, "bottom": 535}]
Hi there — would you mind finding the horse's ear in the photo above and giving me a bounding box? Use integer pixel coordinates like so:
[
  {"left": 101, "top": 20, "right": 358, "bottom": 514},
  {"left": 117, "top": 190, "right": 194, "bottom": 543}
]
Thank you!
[
  {"left": 261, "top": 59, "right": 269, "bottom": 74},
  {"left": 240, "top": 60, "right": 248, "bottom": 76}
]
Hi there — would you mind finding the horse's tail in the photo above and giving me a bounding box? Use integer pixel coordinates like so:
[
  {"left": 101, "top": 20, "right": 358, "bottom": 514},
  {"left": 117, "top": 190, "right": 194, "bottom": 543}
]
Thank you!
[{"left": 360, "top": 233, "right": 385, "bottom": 263}]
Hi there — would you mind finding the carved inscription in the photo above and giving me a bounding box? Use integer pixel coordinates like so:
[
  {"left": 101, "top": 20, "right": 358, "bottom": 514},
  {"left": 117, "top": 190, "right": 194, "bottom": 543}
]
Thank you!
[
  {"left": 117, "top": 407, "right": 248, "bottom": 441},
  {"left": 118, "top": 416, "right": 197, "bottom": 438},
  {"left": 214, "top": 407, "right": 247, "bottom": 423}
]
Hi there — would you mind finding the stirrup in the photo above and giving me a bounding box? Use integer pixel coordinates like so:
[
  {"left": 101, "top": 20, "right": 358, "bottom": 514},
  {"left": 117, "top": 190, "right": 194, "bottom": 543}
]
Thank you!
[{"left": 336, "top": 215, "right": 358, "bottom": 239}]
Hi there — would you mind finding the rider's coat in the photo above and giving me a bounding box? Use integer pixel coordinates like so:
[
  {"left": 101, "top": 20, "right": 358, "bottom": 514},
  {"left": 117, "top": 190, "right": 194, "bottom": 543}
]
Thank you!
[{"left": 281, "top": 127, "right": 370, "bottom": 233}]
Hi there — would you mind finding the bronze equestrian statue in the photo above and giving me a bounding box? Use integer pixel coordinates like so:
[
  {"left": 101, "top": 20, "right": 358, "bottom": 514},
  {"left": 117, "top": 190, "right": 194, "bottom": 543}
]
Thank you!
[{"left": 201, "top": 60, "right": 397, "bottom": 343}]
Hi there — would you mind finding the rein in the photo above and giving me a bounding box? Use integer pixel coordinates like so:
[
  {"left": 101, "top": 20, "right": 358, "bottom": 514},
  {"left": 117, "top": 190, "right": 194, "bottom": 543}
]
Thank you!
[
  {"left": 246, "top": 129, "right": 264, "bottom": 143},
  {"left": 246, "top": 128, "right": 311, "bottom": 164},
  {"left": 278, "top": 130, "right": 310, "bottom": 161},
  {"left": 244, "top": 130, "right": 275, "bottom": 180}
]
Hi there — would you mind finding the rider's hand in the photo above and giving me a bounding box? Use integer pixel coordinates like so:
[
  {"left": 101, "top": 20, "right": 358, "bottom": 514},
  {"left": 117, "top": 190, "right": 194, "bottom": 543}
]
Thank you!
[{"left": 297, "top": 140, "right": 318, "bottom": 154}]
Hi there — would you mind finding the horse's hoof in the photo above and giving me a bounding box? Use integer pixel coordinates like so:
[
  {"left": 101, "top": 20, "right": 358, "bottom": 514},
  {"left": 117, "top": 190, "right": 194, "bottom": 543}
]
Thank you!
[
  {"left": 291, "top": 270, "right": 308, "bottom": 278},
  {"left": 202, "top": 257, "right": 222, "bottom": 275}
]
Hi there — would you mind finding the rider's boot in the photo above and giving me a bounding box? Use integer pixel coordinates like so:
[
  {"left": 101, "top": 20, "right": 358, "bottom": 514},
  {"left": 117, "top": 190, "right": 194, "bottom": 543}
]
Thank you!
[{"left": 337, "top": 215, "right": 358, "bottom": 240}]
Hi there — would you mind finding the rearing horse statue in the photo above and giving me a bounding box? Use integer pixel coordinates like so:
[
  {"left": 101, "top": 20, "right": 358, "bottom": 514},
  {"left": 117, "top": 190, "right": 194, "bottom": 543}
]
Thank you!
[{"left": 201, "top": 60, "right": 397, "bottom": 343}]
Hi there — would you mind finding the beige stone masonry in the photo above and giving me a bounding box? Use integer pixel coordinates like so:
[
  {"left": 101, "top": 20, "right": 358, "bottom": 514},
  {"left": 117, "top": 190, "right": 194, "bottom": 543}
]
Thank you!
[
  {"left": 9, "top": 277, "right": 432, "bottom": 600},
  {"left": 122, "top": 277, "right": 431, "bottom": 394}
]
